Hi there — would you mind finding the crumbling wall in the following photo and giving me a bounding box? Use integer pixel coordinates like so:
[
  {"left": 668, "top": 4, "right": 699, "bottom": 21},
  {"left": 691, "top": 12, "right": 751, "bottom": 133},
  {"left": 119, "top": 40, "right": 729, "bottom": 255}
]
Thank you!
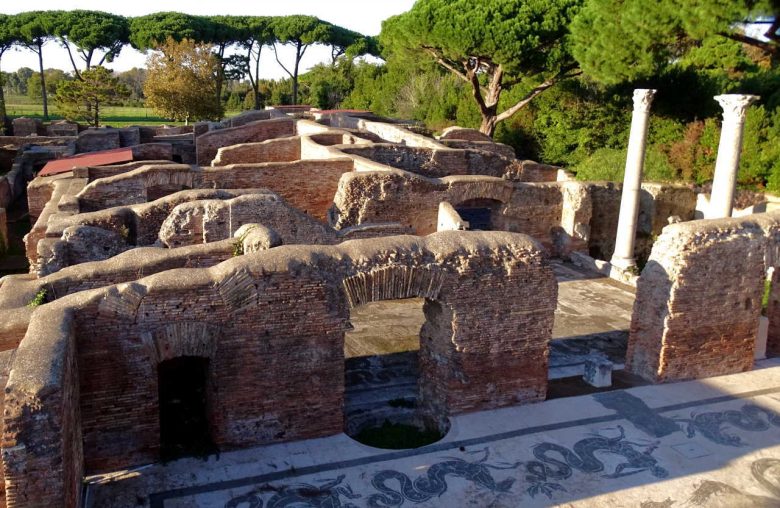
[
  {"left": 9, "top": 232, "right": 554, "bottom": 481},
  {"left": 159, "top": 194, "right": 338, "bottom": 247},
  {"left": 211, "top": 137, "right": 301, "bottom": 166},
  {"left": 3, "top": 304, "right": 83, "bottom": 507},
  {"left": 76, "top": 160, "right": 353, "bottom": 222},
  {"left": 627, "top": 213, "right": 780, "bottom": 382},
  {"left": 332, "top": 171, "right": 589, "bottom": 256},
  {"left": 196, "top": 118, "right": 296, "bottom": 165},
  {"left": 340, "top": 144, "right": 521, "bottom": 180},
  {"left": 586, "top": 182, "right": 696, "bottom": 262}
]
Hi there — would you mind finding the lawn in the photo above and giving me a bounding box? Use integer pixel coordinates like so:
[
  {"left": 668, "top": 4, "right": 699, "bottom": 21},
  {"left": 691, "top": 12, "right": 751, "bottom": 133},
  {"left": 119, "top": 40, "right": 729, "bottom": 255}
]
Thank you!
[{"left": 4, "top": 97, "right": 241, "bottom": 127}]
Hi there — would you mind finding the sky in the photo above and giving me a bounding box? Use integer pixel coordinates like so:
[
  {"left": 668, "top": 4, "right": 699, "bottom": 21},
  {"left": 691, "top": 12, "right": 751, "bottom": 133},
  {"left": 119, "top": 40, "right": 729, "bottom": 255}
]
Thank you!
[{"left": 0, "top": 1, "right": 417, "bottom": 79}]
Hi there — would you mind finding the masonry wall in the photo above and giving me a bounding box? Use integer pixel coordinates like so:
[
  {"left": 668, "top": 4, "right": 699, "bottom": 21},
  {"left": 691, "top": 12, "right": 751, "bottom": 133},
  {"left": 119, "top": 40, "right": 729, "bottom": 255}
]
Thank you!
[
  {"left": 3, "top": 304, "right": 83, "bottom": 507},
  {"left": 332, "top": 171, "right": 587, "bottom": 256},
  {"left": 196, "top": 118, "right": 296, "bottom": 165},
  {"left": 211, "top": 137, "right": 301, "bottom": 166},
  {"left": 586, "top": 182, "right": 697, "bottom": 262},
  {"left": 9, "top": 232, "right": 555, "bottom": 481},
  {"left": 76, "top": 160, "right": 354, "bottom": 222},
  {"left": 339, "top": 145, "right": 521, "bottom": 179},
  {"left": 627, "top": 213, "right": 780, "bottom": 382}
]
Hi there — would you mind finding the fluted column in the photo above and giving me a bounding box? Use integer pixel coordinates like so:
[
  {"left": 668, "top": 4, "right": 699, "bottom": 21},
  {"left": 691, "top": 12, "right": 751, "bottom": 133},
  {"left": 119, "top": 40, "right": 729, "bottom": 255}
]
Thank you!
[
  {"left": 611, "top": 89, "right": 656, "bottom": 271},
  {"left": 706, "top": 94, "right": 759, "bottom": 219}
]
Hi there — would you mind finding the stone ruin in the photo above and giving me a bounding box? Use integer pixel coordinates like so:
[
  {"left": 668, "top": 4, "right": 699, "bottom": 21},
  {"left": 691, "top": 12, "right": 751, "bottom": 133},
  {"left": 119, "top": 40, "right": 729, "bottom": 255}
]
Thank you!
[{"left": 0, "top": 104, "right": 776, "bottom": 507}]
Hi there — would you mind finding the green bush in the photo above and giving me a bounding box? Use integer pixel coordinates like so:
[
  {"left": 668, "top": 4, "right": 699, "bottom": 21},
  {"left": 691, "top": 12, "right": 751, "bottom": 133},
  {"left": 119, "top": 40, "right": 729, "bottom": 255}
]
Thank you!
[{"left": 574, "top": 146, "right": 676, "bottom": 182}]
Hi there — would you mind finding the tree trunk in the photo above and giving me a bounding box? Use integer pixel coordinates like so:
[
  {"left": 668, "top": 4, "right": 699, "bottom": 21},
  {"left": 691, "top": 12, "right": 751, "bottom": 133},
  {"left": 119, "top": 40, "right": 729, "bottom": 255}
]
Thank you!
[
  {"left": 479, "top": 115, "right": 497, "bottom": 137},
  {"left": 93, "top": 98, "right": 99, "bottom": 127},
  {"left": 0, "top": 60, "right": 6, "bottom": 135},
  {"left": 37, "top": 44, "right": 48, "bottom": 120},
  {"left": 254, "top": 90, "right": 261, "bottom": 110},
  {"left": 292, "top": 43, "right": 303, "bottom": 105}
]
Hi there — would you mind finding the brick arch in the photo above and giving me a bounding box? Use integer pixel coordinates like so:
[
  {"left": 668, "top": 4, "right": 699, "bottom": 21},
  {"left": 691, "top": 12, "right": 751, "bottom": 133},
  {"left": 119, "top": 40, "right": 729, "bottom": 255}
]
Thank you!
[
  {"left": 341, "top": 265, "right": 444, "bottom": 307},
  {"left": 152, "top": 321, "right": 220, "bottom": 363}
]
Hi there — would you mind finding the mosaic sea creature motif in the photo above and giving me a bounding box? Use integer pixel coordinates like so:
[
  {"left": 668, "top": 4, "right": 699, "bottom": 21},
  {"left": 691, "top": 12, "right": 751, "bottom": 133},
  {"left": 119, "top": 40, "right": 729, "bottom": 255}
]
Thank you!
[
  {"left": 525, "top": 425, "right": 668, "bottom": 498},
  {"left": 367, "top": 448, "right": 521, "bottom": 507},
  {"left": 641, "top": 457, "right": 780, "bottom": 507},
  {"left": 224, "top": 474, "right": 361, "bottom": 508},
  {"left": 675, "top": 404, "right": 780, "bottom": 447}
]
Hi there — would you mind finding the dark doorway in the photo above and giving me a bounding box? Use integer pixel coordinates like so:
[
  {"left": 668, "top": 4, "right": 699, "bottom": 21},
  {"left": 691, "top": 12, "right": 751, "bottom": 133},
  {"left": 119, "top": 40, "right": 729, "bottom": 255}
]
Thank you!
[
  {"left": 456, "top": 207, "right": 492, "bottom": 230},
  {"left": 158, "top": 356, "right": 215, "bottom": 461},
  {"left": 455, "top": 198, "right": 501, "bottom": 231}
]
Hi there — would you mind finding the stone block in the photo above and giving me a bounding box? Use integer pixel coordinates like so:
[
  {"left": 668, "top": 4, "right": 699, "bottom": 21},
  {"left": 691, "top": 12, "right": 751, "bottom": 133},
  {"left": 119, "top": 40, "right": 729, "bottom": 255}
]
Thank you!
[
  {"left": 583, "top": 357, "right": 613, "bottom": 388},
  {"left": 12, "top": 117, "right": 43, "bottom": 137},
  {"left": 46, "top": 120, "right": 79, "bottom": 137},
  {"left": 76, "top": 129, "right": 121, "bottom": 153},
  {"left": 756, "top": 316, "right": 768, "bottom": 360}
]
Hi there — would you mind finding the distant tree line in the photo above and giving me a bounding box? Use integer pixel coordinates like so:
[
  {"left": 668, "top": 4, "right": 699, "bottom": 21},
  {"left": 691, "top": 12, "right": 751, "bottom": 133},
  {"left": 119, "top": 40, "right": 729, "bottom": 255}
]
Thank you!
[{"left": 0, "top": 10, "right": 378, "bottom": 128}]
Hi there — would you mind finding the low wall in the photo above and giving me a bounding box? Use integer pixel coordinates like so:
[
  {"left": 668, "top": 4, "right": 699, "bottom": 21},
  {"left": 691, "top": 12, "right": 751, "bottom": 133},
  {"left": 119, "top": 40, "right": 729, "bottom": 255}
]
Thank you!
[
  {"left": 332, "top": 171, "right": 590, "bottom": 256},
  {"left": 196, "top": 118, "right": 296, "bottom": 165},
  {"left": 76, "top": 160, "right": 354, "bottom": 222},
  {"left": 211, "top": 137, "right": 301, "bottom": 166},
  {"left": 586, "top": 182, "right": 697, "bottom": 263}
]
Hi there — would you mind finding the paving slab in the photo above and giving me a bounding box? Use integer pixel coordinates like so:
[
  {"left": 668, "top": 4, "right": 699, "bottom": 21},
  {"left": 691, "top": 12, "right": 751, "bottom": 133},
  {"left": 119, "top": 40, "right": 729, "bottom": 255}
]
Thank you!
[{"left": 86, "top": 358, "right": 780, "bottom": 507}]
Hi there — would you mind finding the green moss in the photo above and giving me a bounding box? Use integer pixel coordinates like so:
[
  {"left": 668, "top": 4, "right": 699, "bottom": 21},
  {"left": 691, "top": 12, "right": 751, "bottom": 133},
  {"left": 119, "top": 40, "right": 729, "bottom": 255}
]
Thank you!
[
  {"left": 762, "top": 277, "right": 772, "bottom": 316},
  {"left": 27, "top": 288, "right": 47, "bottom": 308}
]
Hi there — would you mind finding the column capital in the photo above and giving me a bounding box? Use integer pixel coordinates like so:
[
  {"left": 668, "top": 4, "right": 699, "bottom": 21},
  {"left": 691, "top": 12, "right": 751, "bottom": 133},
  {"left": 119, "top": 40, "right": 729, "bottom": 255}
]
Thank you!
[
  {"left": 715, "top": 94, "right": 759, "bottom": 123},
  {"left": 632, "top": 89, "right": 657, "bottom": 113}
]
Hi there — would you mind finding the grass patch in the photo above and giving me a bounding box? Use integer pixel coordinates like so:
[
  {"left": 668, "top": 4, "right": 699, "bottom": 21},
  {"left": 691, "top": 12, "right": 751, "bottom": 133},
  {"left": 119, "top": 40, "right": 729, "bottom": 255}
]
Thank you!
[
  {"left": 763, "top": 277, "right": 772, "bottom": 316},
  {"left": 5, "top": 98, "right": 242, "bottom": 127},
  {"left": 352, "top": 420, "right": 443, "bottom": 449}
]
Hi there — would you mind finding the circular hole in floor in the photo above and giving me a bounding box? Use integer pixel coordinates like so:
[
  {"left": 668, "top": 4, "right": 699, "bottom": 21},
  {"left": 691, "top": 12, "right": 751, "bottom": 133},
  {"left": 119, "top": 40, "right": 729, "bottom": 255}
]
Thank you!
[{"left": 347, "top": 410, "right": 450, "bottom": 450}]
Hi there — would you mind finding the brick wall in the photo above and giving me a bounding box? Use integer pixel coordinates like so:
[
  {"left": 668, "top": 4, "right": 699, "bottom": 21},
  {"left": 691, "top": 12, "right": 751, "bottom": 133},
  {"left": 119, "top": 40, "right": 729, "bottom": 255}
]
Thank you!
[
  {"left": 332, "top": 172, "right": 588, "bottom": 256},
  {"left": 212, "top": 137, "right": 301, "bottom": 166},
  {"left": 196, "top": 118, "right": 296, "bottom": 165},
  {"left": 12, "top": 232, "right": 554, "bottom": 479},
  {"left": 3, "top": 304, "right": 83, "bottom": 507},
  {"left": 627, "top": 213, "right": 778, "bottom": 382},
  {"left": 75, "top": 160, "right": 353, "bottom": 222}
]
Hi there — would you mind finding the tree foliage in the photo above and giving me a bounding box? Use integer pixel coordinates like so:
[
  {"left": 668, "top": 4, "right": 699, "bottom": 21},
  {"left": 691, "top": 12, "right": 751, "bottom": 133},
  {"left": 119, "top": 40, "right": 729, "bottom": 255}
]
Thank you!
[
  {"left": 53, "top": 11, "right": 129, "bottom": 76},
  {"left": 570, "top": 0, "right": 778, "bottom": 84},
  {"left": 380, "top": 0, "right": 583, "bottom": 136},
  {"left": 143, "top": 38, "right": 222, "bottom": 123},
  {"left": 0, "top": 14, "right": 22, "bottom": 132},
  {"left": 55, "top": 66, "right": 129, "bottom": 126},
  {"left": 12, "top": 10, "right": 58, "bottom": 119},
  {"left": 272, "top": 15, "right": 332, "bottom": 105}
]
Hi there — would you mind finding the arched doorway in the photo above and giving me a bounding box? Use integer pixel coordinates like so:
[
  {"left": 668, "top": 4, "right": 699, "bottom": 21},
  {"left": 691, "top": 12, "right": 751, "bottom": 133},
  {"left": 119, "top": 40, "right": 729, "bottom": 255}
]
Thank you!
[{"left": 158, "top": 356, "right": 215, "bottom": 460}]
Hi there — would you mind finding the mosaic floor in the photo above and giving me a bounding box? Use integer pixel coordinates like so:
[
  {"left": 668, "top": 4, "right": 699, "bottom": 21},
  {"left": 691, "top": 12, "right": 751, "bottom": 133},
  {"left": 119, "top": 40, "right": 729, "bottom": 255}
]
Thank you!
[{"left": 86, "top": 359, "right": 780, "bottom": 507}]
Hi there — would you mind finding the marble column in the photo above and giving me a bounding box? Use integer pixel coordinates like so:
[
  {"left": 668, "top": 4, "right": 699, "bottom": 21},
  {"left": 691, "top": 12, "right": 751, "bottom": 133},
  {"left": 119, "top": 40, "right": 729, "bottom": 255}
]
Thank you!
[
  {"left": 706, "top": 94, "right": 759, "bottom": 219},
  {"left": 611, "top": 89, "right": 657, "bottom": 271}
]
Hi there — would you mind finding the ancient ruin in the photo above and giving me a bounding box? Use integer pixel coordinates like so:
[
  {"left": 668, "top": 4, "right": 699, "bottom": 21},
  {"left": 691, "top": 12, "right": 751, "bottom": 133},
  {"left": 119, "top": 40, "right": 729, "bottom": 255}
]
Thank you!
[{"left": 0, "top": 97, "right": 777, "bottom": 507}]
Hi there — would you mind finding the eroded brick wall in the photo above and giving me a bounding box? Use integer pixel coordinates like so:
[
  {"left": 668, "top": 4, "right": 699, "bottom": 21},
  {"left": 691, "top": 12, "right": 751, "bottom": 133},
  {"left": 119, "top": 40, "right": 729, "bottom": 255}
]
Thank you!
[
  {"left": 196, "top": 118, "right": 296, "bottom": 165},
  {"left": 627, "top": 214, "right": 777, "bottom": 382},
  {"left": 211, "top": 137, "right": 301, "bottom": 166},
  {"left": 3, "top": 305, "right": 82, "bottom": 507},
  {"left": 76, "top": 160, "right": 353, "bottom": 222},
  {"left": 19, "top": 232, "right": 556, "bottom": 476}
]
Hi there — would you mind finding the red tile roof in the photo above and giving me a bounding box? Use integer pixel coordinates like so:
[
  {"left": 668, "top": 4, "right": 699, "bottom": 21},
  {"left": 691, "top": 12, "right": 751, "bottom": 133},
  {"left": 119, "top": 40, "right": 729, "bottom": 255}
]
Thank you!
[{"left": 39, "top": 147, "right": 133, "bottom": 177}]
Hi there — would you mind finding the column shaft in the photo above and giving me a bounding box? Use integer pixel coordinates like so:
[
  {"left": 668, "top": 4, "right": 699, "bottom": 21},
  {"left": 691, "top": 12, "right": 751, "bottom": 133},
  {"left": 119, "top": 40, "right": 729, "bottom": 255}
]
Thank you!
[{"left": 611, "top": 89, "right": 656, "bottom": 270}]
